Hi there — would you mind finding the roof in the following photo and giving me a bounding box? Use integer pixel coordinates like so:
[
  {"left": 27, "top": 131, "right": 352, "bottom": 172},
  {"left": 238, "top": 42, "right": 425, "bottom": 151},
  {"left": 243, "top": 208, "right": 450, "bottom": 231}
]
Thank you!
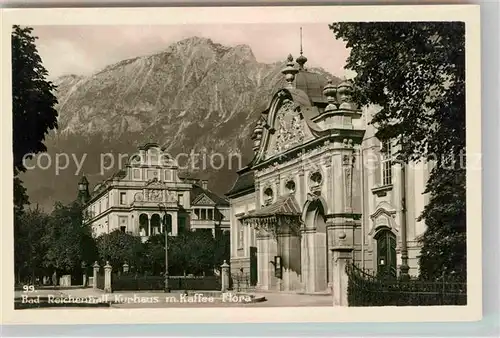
[
  {"left": 246, "top": 194, "right": 301, "bottom": 218},
  {"left": 272, "top": 69, "right": 330, "bottom": 104},
  {"left": 295, "top": 70, "right": 329, "bottom": 103},
  {"left": 190, "top": 183, "right": 229, "bottom": 207},
  {"left": 225, "top": 169, "right": 255, "bottom": 198}
]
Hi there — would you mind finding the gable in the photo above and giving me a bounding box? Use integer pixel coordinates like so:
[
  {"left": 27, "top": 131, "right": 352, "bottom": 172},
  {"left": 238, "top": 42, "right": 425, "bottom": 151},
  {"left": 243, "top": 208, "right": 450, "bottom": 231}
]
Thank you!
[
  {"left": 253, "top": 90, "right": 315, "bottom": 165},
  {"left": 144, "top": 178, "right": 166, "bottom": 189},
  {"left": 192, "top": 193, "right": 216, "bottom": 206}
]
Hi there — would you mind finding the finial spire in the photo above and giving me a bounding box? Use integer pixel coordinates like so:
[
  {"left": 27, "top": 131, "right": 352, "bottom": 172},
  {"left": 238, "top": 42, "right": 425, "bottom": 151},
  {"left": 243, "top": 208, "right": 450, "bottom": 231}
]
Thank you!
[
  {"left": 281, "top": 54, "right": 298, "bottom": 89},
  {"left": 300, "top": 27, "right": 303, "bottom": 55},
  {"left": 296, "top": 27, "right": 308, "bottom": 70}
]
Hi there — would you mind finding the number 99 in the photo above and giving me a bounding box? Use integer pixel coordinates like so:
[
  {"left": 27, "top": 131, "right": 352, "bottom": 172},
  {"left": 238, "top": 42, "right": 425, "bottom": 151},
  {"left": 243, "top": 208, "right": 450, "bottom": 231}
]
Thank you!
[{"left": 22, "top": 285, "right": 35, "bottom": 292}]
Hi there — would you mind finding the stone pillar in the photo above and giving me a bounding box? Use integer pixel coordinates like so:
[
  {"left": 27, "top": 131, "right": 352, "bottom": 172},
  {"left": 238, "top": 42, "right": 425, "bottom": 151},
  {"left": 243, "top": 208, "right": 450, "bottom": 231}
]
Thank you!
[
  {"left": 302, "top": 228, "right": 317, "bottom": 293},
  {"left": 104, "top": 261, "right": 112, "bottom": 293},
  {"left": 172, "top": 212, "right": 178, "bottom": 236},
  {"left": 277, "top": 230, "right": 301, "bottom": 292},
  {"left": 255, "top": 237, "right": 265, "bottom": 290},
  {"left": 331, "top": 248, "right": 353, "bottom": 306},
  {"left": 221, "top": 260, "right": 230, "bottom": 292},
  {"left": 82, "top": 262, "right": 88, "bottom": 287},
  {"left": 92, "top": 261, "right": 100, "bottom": 290},
  {"left": 260, "top": 235, "right": 272, "bottom": 290},
  {"left": 265, "top": 235, "right": 279, "bottom": 291}
]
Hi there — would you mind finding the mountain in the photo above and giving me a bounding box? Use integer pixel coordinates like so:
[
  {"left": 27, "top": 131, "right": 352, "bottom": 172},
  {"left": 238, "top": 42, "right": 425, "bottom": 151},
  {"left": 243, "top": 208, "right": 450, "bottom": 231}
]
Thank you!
[{"left": 21, "top": 37, "right": 340, "bottom": 211}]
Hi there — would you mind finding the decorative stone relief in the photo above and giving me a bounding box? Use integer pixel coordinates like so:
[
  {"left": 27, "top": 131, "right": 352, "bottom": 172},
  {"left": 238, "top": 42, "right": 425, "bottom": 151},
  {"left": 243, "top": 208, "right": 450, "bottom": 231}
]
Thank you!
[
  {"left": 343, "top": 153, "right": 356, "bottom": 213},
  {"left": 166, "top": 191, "right": 177, "bottom": 203},
  {"left": 147, "top": 189, "right": 163, "bottom": 202},
  {"left": 269, "top": 99, "right": 305, "bottom": 156},
  {"left": 134, "top": 192, "right": 144, "bottom": 202}
]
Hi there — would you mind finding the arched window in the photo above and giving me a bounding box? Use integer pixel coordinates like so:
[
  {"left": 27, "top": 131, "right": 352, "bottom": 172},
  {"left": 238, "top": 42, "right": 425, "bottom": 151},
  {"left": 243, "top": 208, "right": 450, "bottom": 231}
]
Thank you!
[
  {"left": 375, "top": 230, "right": 397, "bottom": 277},
  {"left": 263, "top": 188, "right": 273, "bottom": 206}
]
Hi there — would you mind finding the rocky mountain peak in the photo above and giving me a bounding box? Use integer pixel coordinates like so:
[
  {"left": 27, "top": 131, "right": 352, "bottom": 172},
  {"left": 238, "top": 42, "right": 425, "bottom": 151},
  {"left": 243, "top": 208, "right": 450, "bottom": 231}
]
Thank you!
[{"left": 23, "top": 36, "right": 341, "bottom": 211}]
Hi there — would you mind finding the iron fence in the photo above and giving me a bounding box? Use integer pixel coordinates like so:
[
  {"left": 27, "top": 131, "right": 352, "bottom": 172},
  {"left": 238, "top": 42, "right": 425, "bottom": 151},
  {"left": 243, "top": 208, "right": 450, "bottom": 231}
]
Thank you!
[
  {"left": 111, "top": 274, "right": 221, "bottom": 292},
  {"left": 346, "top": 263, "right": 467, "bottom": 306},
  {"left": 96, "top": 269, "right": 105, "bottom": 290},
  {"left": 231, "top": 272, "right": 254, "bottom": 292}
]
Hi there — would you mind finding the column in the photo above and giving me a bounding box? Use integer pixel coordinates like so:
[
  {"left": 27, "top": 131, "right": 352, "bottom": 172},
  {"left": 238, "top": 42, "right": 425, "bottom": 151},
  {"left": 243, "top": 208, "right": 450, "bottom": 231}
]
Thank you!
[
  {"left": 331, "top": 248, "right": 353, "bottom": 306},
  {"left": 298, "top": 170, "right": 305, "bottom": 207},
  {"left": 148, "top": 215, "right": 151, "bottom": 236},
  {"left": 221, "top": 260, "right": 230, "bottom": 292},
  {"left": 171, "top": 212, "right": 178, "bottom": 236},
  {"left": 266, "top": 235, "right": 278, "bottom": 290},
  {"left": 104, "top": 261, "right": 112, "bottom": 293},
  {"left": 256, "top": 236, "right": 266, "bottom": 290},
  {"left": 92, "top": 261, "right": 99, "bottom": 290},
  {"left": 278, "top": 232, "right": 301, "bottom": 292},
  {"left": 305, "top": 229, "right": 316, "bottom": 293}
]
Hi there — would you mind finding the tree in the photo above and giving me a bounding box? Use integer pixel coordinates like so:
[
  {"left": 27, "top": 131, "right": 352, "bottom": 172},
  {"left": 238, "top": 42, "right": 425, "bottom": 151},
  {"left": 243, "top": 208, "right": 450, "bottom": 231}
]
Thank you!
[
  {"left": 12, "top": 25, "right": 58, "bottom": 175},
  {"left": 330, "top": 22, "right": 466, "bottom": 280},
  {"left": 143, "top": 234, "right": 168, "bottom": 275},
  {"left": 44, "top": 202, "right": 97, "bottom": 280},
  {"left": 167, "top": 230, "right": 217, "bottom": 276},
  {"left": 96, "top": 230, "right": 144, "bottom": 272},
  {"left": 14, "top": 206, "right": 50, "bottom": 284},
  {"left": 12, "top": 25, "right": 59, "bottom": 257},
  {"left": 213, "top": 230, "right": 230, "bottom": 269}
]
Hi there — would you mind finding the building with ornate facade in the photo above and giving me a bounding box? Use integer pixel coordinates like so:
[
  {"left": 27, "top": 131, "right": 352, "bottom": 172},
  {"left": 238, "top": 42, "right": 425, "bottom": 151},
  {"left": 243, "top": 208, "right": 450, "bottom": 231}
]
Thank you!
[
  {"left": 226, "top": 53, "right": 429, "bottom": 294},
  {"left": 78, "top": 142, "right": 230, "bottom": 240}
]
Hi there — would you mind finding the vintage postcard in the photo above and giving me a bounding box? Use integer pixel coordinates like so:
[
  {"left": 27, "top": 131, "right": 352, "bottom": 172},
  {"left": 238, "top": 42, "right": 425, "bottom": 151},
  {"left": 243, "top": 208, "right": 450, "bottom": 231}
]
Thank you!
[{"left": 1, "top": 5, "right": 481, "bottom": 325}]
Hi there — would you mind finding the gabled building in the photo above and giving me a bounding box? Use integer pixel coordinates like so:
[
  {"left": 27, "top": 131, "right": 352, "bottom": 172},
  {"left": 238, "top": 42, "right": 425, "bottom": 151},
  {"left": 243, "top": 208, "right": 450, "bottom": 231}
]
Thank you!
[
  {"left": 79, "top": 142, "right": 230, "bottom": 240},
  {"left": 226, "top": 52, "right": 429, "bottom": 293}
]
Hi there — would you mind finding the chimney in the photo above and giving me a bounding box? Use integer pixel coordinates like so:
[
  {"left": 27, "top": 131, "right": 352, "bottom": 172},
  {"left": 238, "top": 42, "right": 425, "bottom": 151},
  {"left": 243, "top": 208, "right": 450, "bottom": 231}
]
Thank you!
[{"left": 201, "top": 180, "right": 208, "bottom": 190}]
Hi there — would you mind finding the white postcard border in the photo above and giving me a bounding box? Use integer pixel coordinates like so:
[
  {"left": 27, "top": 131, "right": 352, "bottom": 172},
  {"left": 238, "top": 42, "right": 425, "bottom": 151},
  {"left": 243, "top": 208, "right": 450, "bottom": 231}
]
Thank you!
[{"left": 0, "top": 5, "right": 482, "bottom": 325}]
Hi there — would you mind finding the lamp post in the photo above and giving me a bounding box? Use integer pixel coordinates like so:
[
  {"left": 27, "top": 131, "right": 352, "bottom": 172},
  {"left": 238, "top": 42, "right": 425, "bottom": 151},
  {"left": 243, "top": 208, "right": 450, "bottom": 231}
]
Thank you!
[{"left": 158, "top": 203, "right": 170, "bottom": 293}]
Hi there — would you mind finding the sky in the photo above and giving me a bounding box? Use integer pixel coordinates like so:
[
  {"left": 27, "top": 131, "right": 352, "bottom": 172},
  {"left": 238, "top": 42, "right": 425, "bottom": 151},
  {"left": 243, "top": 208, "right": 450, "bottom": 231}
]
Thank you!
[{"left": 33, "top": 23, "right": 352, "bottom": 80}]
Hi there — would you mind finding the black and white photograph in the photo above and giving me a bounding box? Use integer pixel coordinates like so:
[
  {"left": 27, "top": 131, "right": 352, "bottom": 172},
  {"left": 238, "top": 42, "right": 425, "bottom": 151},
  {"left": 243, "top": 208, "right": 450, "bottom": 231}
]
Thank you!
[{"left": 1, "top": 5, "right": 481, "bottom": 324}]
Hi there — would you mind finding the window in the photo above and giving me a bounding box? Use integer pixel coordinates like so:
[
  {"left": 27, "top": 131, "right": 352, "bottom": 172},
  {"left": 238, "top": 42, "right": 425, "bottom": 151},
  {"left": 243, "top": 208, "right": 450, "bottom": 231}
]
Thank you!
[
  {"left": 133, "top": 169, "right": 141, "bottom": 180},
  {"left": 263, "top": 188, "right": 273, "bottom": 206},
  {"left": 120, "top": 192, "right": 127, "bottom": 205},
  {"left": 178, "top": 217, "right": 186, "bottom": 233},
  {"left": 237, "top": 221, "right": 244, "bottom": 249},
  {"left": 285, "top": 180, "right": 296, "bottom": 194},
  {"left": 309, "top": 172, "right": 322, "bottom": 188},
  {"left": 165, "top": 169, "right": 173, "bottom": 181},
  {"left": 381, "top": 140, "right": 393, "bottom": 186}
]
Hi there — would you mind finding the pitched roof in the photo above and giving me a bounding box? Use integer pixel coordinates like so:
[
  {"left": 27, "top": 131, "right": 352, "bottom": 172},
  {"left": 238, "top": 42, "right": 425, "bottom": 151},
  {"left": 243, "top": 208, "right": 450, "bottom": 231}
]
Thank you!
[
  {"left": 190, "top": 183, "right": 229, "bottom": 207},
  {"left": 225, "top": 168, "right": 255, "bottom": 198},
  {"left": 246, "top": 194, "right": 301, "bottom": 218}
]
